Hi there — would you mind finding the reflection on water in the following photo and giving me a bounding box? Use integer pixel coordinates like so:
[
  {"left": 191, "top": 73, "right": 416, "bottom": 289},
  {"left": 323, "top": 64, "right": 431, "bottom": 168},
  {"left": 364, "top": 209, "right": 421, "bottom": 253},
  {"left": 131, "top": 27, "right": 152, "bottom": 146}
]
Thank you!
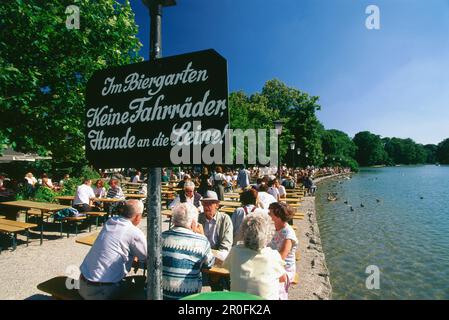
[{"left": 316, "top": 165, "right": 449, "bottom": 299}]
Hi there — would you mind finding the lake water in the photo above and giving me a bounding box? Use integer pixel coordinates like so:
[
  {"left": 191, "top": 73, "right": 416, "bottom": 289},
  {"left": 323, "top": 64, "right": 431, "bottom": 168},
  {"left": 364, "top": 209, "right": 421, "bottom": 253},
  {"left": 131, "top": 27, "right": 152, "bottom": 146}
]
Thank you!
[{"left": 315, "top": 165, "right": 449, "bottom": 299}]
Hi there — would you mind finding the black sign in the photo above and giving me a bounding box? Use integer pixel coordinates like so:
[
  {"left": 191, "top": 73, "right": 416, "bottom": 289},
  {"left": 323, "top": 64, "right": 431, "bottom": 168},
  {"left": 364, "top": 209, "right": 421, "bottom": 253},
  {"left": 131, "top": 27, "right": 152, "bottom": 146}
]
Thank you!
[{"left": 85, "top": 49, "right": 229, "bottom": 168}]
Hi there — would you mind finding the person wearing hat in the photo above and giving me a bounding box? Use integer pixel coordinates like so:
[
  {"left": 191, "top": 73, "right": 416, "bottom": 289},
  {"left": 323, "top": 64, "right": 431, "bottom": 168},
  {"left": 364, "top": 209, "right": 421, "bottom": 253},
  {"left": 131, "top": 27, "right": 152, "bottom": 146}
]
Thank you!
[
  {"left": 198, "top": 190, "right": 233, "bottom": 291},
  {"left": 198, "top": 191, "right": 233, "bottom": 261}
]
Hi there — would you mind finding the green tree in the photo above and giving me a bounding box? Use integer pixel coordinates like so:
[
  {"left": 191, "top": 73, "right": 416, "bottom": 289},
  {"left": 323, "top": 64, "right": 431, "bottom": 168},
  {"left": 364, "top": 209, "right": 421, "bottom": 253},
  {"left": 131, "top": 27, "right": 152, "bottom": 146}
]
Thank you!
[
  {"left": 353, "top": 131, "right": 388, "bottom": 166},
  {"left": 437, "top": 138, "right": 449, "bottom": 164},
  {"left": 0, "top": 0, "right": 142, "bottom": 164},
  {"left": 424, "top": 144, "right": 438, "bottom": 164},
  {"left": 384, "top": 137, "right": 427, "bottom": 165},
  {"left": 262, "top": 79, "right": 324, "bottom": 167},
  {"left": 228, "top": 91, "right": 291, "bottom": 164},
  {"left": 321, "top": 129, "right": 356, "bottom": 159},
  {"left": 321, "top": 129, "right": 358, "bottom": 170}
]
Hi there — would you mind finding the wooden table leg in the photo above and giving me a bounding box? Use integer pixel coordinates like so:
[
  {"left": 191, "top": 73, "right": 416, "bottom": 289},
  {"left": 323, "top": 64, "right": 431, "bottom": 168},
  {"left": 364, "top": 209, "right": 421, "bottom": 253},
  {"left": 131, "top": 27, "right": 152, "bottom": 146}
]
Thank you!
[{"left": 40, "top": 212, "right": 44, "bottom": 245}]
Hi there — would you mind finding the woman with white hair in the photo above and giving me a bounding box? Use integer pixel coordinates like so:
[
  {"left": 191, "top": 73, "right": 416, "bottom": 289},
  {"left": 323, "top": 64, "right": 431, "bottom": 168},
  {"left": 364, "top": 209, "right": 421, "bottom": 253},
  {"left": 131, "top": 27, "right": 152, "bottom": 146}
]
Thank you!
[
  {"left": 161, "top": 203, "right": 215, "bottom": 300},
  {"left": 223, "top": 214, "right": 287, "bottom": 300}
]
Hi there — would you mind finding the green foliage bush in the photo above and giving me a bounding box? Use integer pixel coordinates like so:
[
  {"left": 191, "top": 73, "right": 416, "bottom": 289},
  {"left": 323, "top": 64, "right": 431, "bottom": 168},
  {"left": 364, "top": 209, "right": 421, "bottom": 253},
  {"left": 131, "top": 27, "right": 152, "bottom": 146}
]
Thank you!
[
  {"left": 59, "top": 177, "right": 83, "bottom": 196},
  {"left": 32, "top": 185, "right": 57, "bottom": 203},
  {"left": 59, "top": 166, "right": 101, "bottom": 196}
]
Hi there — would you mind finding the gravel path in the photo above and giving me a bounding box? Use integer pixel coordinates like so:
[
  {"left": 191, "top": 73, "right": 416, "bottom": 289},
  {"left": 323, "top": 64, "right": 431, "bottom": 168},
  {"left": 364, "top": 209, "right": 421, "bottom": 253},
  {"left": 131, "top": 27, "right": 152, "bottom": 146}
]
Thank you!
[{"left": 0, "top": 216, "right": 168, "bottom": 300}]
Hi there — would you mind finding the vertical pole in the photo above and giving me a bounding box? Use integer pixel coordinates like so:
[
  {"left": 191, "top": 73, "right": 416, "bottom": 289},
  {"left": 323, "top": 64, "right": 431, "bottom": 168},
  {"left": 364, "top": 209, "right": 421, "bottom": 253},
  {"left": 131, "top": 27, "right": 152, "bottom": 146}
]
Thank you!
[
  {"left": 292, "top": 150, "right": 294, "bottom": 169},
  {"left": 278, "top": 143, "right": 281, "bottom": 178},
  {"left": 147, "top": 1, "right": 163, "bottom": 300}
]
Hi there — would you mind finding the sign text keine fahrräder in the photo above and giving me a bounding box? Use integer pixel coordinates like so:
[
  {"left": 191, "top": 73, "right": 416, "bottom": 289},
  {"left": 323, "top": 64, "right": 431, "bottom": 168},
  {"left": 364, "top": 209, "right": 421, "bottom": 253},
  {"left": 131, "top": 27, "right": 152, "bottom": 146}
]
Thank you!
[{"left": 85, "top": 49, "right": 229, "bottom": 168}]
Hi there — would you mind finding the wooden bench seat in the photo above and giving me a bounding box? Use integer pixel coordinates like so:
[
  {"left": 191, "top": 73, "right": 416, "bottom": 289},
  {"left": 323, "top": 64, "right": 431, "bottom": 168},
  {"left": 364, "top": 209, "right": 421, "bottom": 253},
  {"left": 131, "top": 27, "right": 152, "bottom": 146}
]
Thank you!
[
  {"left": 85, "top": 212, "right": 106, "bottom": 217},
  {"left": 60, "top": 216, "right": 87, "bottom": 238},
  {"left": 0, "top": 219, "right": 37, "bottom": 250},
  {"left": 37, "top": 276, "right": 83, "bottom": 300},
  {"left": 0, "top": 223, "right": 25, "bottom": 233},
  {"left": 0, "top": 224, "right": 27, "bottom": 251},
  {"left": 37, "top": 276, "right": 147, "bottom": 300},
  {"left": 85, "top": 212, "right": 106, "bottom": 232},
  {"left": 0, "top": 219, "right": 37, "bottom": 229},
  {"left": 62, "top": 216, "right": 87, "bottom": 222},
  {"left": 25, "top": 209, "right": 52, "bottom": 220},
  {"left": 220, "top": 207, "right": 235, "bottom": 214}
]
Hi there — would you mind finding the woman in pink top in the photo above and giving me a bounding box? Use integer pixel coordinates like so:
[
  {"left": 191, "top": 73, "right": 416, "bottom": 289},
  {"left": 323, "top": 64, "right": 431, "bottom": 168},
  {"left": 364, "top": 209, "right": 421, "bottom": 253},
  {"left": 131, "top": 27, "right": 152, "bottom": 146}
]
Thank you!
[{"left": 268, "top": 202, "right": 298, "bottom": 300}]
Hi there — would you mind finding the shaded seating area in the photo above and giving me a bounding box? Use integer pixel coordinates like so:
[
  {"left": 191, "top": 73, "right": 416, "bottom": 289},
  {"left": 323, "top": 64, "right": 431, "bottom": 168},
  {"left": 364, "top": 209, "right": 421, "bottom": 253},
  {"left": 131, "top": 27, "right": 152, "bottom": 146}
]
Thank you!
[{"left": 37, "top": 275, "right": 147, "bottom": 300}]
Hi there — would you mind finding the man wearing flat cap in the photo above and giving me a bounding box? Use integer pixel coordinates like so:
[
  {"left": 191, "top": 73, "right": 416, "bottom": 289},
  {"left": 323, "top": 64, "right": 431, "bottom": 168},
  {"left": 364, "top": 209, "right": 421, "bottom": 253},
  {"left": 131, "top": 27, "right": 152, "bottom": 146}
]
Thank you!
[
  {"left": 198, "top": 190, "right": 233, "bottom": 291},
  {"left": 198, "top": 190, "right": 233, "bottom": 261}
]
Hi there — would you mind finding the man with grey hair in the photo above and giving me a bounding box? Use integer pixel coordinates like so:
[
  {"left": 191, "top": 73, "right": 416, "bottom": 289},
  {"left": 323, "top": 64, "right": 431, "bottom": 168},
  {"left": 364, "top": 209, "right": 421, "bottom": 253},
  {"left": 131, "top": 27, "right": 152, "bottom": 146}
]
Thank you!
[
  {"left": 169, "top": 180, "right": 203, "bottom": 212},
  {"left": 224, "top": 214, "right": 287, "bottom": 300},
  {"left": 161, "top": 203, "right": 215, "bottom": 300},
  {"left": 79, "top": 199, "right": 147, "bottom": 300}
]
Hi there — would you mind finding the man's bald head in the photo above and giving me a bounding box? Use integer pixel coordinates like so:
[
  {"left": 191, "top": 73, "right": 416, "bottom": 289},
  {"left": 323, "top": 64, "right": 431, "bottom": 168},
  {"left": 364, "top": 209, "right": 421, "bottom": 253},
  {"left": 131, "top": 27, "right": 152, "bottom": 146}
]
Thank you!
[{"left": 119, "top": 200, "right": 144, "bottom": 225}]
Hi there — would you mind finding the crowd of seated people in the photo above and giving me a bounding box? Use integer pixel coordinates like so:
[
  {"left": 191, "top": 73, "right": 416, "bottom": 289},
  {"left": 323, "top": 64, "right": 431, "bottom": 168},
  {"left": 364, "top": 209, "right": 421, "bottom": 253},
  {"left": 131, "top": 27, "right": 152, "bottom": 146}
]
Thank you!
[
  {"left": 77, "top": 184, "right": 301, "bottom": 300},
  {"left": 1, "top": 165, "right": 350, "bottom": 300}
]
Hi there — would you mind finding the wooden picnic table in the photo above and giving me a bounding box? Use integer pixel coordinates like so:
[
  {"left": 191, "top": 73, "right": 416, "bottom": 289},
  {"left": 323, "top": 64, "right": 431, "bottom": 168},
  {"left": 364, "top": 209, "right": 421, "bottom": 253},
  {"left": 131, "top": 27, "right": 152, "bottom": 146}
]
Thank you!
[
  {"left": 224, "top": 194, "right": 240, "bottom": 200},
  {"left": 0, "top": 200, "right": 71, "bottom": 245},
  {"left": 56, "top": 196, "right": 124, "bottom": 205},
  {"left": 55, "top": 196, "right": 74, "bottom": 201},
  {"left": 220, "top": 207, "right": 236, "bottom": 214},
  {"left": 122, "top": 182, "right": 144, "bottom": 187},
  {"left": 293, "top": 213, "right": 304, "bottom": 220},
  {"left": 161, "top": 186, "right": 181, "bottom": 190},
  {"left": 282, "top": 198, "right": 303, "bottom": 203},
  {"left": 0, "top": 219, "right": 39, "bottom": 249},
  {"left": 218, "top": 201, "right": 241, "bottom": 208},
  {"left": 124, "top": 194, "right": 146, "bottom": 199},
  {"left": 92, "top": 198, "right": 124, "bottom": 203},
  {"left": 75, "top": 232, "right": 99, "bottom": 246},
  {"left": 123, "top": 189, "right": 140, "bottom": 194},
  {"left": 0, "top": 218, "right": 37, "bottom": 229}
]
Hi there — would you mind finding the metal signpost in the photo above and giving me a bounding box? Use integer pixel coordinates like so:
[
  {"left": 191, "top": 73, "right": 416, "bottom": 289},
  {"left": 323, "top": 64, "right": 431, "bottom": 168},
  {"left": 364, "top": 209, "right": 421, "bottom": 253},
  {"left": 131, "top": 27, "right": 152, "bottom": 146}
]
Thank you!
[{"left": 85, "top": 0, "right": 229, "bottom": 300}]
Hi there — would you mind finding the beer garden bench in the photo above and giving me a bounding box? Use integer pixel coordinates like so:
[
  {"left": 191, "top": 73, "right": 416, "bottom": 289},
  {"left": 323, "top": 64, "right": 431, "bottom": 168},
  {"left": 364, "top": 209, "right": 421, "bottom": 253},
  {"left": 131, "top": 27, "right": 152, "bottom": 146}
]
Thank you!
[{"left": 0, "top": 218, "right": 38, "bottom": 251}]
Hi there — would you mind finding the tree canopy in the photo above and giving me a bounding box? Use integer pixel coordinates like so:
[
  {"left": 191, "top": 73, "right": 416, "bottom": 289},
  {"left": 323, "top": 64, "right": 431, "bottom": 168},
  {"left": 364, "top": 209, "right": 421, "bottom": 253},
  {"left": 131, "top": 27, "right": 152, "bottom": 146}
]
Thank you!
[
  {"left": 353, "top": 131, "right": 388, "bottom": 166},
  {"left": 437, "top": 138, "right": 449, "bottom": 164},
  {"left": 321, "top": 129, "right": 358, "bottom": 170},
  {"left": 383, "top": 137, "right": 427, "bottom": 165},
  {"left": 262, "top": 79, "right": 324, "bottom": 167},
  {"left": 0, "top": 0, "right": 142, "bottom": 164}
]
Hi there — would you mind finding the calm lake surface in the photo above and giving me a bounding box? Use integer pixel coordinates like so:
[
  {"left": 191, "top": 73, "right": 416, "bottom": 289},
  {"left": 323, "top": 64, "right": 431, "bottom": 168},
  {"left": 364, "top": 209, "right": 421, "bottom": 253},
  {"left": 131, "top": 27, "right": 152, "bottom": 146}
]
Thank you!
[{"left": 316, "top": 165, "right": 449, "bottom": 299}]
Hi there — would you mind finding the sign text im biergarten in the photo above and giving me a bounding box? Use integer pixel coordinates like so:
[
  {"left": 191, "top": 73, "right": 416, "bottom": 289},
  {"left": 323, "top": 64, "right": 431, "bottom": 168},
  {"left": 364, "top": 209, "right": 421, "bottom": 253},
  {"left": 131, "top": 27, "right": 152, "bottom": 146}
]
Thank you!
[{"left": 85, "top": 49, "right": 229, "bottom": 168}]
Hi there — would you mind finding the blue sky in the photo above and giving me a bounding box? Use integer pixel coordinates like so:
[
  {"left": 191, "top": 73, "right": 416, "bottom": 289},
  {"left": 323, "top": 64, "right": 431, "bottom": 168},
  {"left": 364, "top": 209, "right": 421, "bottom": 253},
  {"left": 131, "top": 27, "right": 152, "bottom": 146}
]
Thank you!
[{"left": 129, "top": 0, "right": 449, "bottom": 145}]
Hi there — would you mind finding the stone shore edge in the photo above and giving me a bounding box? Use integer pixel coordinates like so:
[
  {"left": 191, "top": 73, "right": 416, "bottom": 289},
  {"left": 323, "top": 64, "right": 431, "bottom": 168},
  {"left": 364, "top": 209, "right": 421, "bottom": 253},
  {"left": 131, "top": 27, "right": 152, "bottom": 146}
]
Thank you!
[{"left": 289, "top": 172, "right": 352, "bottom": 300}]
